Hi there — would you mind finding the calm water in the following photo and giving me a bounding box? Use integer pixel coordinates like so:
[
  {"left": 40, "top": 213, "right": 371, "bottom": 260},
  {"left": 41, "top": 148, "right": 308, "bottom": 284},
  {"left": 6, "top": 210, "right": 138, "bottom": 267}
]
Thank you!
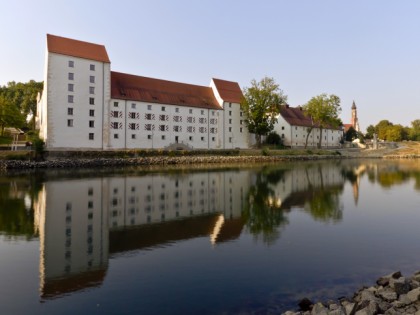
[{"left": 0, "top": 160, "right": 420, "bottom": 315}]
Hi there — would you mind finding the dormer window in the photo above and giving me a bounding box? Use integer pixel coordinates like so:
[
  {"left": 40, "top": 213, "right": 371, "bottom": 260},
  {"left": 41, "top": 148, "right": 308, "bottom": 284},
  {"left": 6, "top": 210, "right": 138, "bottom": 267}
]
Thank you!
[
  {"left": 68, "top": 60, "right": 74, "bottom": 67},
  {"left": 90, "top": 64, "right": 95, "bottom": 71}
]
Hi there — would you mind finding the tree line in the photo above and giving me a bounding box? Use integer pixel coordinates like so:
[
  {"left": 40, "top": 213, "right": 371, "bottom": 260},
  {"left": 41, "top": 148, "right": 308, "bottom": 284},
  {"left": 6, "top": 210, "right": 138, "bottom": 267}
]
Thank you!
[
  {"left": 0, "top": 80, "right": 43, "bottom": 136},
  {"left": 365, "top": 120, "right": 420, "bottom": 142}
]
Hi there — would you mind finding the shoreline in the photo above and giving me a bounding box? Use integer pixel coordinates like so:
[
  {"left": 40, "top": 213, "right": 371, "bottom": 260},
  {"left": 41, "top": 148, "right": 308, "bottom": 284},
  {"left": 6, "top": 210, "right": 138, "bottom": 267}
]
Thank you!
[
  {"left": 282, "top": 270, "right": 420, "bottom": 315},
  {"left": 1, "top": 153, "right": 419, "bottom": 171}
]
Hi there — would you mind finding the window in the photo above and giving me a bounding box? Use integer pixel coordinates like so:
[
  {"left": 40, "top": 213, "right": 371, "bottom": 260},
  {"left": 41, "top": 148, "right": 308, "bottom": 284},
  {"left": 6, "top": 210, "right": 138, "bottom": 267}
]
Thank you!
[
  {"left": 112, "top": 111, "right": 120, "bottom": 118},
  {"left": 201, "top": 110, "right": 204, "bottom": 115},
  {"left": 68, "top": 95, "right": 74, "bottom": 103},
  {"left": 187, "top": 126, "right": 195, "bottom": 133},
  {"left": 173, "top": 125, "right": 181, "bottom": 132},
  {"left": 129, "top": 112, "right": 136, "bottom": 119},
  {"left": 132, "top": 134, "right": 136, "bottom": 139},
  {"left": 189, "top": 136, "right": 193, "bottom": 141},
  {"left": 199, "top": 127, "right": 207, "bottom": 133},
  {"left": 114, "top": 102, "right": 118, "bottom": 107},
  {"left": 240, "top": 127, "right": 243, "bottom": 133},
  {"left": 161, "top": 106, "right": 166, "bottom": 111},
  {"left": 145, "top": 113, "right": 154, "bottom": 120},
  {"left": 89, "top": 97, "right": 95, "bottom": 105},
  {"left": 189, "top": 109, "right": 193, "bottom": 114},
  {"left": 229, "top": 127, "right": 232, "bottom": 132},
  {"left": 68, "top": 108, "right": 73, "bottom": 115},
  {"left": 201, "top": 137, "right": 205, "bottom": 141},
  {"left": 159, "top": 125, "right": 167, "bottom": 131},
  {"left": 89, "top": 133, "right": 94, "bottom": 140},
  {"left": 131, "top": 103, "right": 136, "bottom": 109},
  {"left": 147, "top": 134, "right": 152, "bottom": 139},
  {"left": 212, "top": 137, "right": 215, "bottom": 141},
  {"left": 199, "top": 118, "right": 207, "bottom": 124},
  {"left": 90, "top": 64, "right": 95, "bottom": 71},
  {"left": 67, "top": 119, "right": 73, "bottom": 127},
  {"left": 89, "top": 120, "right": 94, "bottom": 128},
  {"left": 129, "top": 123, "right": 138, "bottom": 130},
  {"left": 240, "top": 112, "right": 243, "bottom": 117},
  {"left": 114, "top": 134, "right": 119, "bottom": 139},
  {"left": 90, "top": 76, "right": 95, "bottom": 83},
  {"left": 173, "top": 115, "right": 182, "bottom": 122},
  {"left": 229, "top": 137, "right": 232, "bottom": 143},
  {"left": 68, "top": 73, "right": 74, "bottom": 80},
  {"left": 175, "top": 107, "right": 179, "bottom": 113},
  {"left": 212, "top": 111, "right": 215, "bottom": 116},
  {"left": 281, "top": 126, "right": 285, "bottom": 130},
  {"left": 281, "top": 134, "right": 285, "bottom": 138},
  {"left": 162, "top": 135, "right": 166, "bottom": 140},
  {"left": 240, "top": 120, "right": 243, "bottom": 125},
  {"left": 68, "top": 60, "right": 74, "bottom": 67},
  {"left": 89, "top": 86, "right": 95, "bottom": 94},
  {"left": 295, "top": 126, "right": 297, "bottom": 130},
  {"left": 147, "top": 104, "right": 152, "bottom": 110},
  {"left": 229, "top": 103, "right": 232, "bottom": 108},
  {"left": 229, "top": 119, "right": 232, "bottom": 124},
  {"left": 159, "top": 114, "right": 167, "bottom": 121},
  {"left": 68, "top": 84, "right": 74, "bottom": 92},
  {"left": 89, "top": 109, "right": 94, "bottom": 117},
  {"left": 111, "top": 122, "right": 119, "bottom": 129},
  {"left": 187, "top": 116, "right": 195, "bottom": 123},
  {"left": 229, "top": 111, "right": 232, "bottom": 116}
]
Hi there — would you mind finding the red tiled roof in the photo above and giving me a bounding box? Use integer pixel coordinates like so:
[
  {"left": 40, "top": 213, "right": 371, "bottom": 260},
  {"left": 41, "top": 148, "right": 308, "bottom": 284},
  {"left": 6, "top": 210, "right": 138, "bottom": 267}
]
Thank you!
[
  {"left": 111, "top": 71, "right": 222, "bottom": 110},
  {"left": 280, "top": 106, "right": 341, "bottom": 130},
  {"left": 47, "top": 34, "right": 110, "bottom": 63},
  {"left": 212, "top": 78, "right": 243, "bottom": 103},
  {"left": 343, "top": 124, "right": 353, "bottom": 132}
]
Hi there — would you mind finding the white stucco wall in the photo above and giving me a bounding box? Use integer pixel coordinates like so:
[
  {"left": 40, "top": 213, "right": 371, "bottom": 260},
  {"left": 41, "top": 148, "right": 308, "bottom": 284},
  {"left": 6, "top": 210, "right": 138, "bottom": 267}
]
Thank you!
[{"left": 42, "top": 52, "right": 109, "bottom": 149}]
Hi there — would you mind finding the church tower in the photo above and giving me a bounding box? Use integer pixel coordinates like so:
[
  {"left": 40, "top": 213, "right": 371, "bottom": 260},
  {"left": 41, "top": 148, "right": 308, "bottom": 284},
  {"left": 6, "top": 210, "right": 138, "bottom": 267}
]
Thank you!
[{"left": 351, "top": 101, "right": 360, "bottom": 132}]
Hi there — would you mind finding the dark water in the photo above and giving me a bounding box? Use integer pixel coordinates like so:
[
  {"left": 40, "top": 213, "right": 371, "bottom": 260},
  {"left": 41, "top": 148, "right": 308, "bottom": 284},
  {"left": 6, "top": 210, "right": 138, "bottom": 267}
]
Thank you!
[{"left": 0, "top": 160, "right": 419, "bottom": 315}]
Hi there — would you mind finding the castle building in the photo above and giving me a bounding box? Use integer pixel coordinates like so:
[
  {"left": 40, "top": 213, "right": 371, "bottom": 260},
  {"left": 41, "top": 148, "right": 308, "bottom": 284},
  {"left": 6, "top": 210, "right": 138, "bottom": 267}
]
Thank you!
[
  {"left": 273, "top": 105, "right": 343, "bottom": 148},
  {"left": 36, "top": 34, "right": 249, "bottom": 150}
]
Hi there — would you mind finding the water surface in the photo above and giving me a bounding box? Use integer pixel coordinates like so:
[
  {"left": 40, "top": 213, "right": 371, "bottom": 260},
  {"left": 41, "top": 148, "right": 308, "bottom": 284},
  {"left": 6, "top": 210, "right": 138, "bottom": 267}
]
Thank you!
[{"left": 0, "top": 160, "right": 419, "bottom": 314}]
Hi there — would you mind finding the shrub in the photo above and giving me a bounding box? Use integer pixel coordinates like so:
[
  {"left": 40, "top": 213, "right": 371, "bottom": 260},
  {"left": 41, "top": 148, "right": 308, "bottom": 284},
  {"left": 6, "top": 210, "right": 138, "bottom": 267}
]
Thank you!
[
  {"left": 265, "top": 132, "right": 282, "bottom": 146},
  {"left": 262, "top": 148, "right": 270, "bottom": 156}
]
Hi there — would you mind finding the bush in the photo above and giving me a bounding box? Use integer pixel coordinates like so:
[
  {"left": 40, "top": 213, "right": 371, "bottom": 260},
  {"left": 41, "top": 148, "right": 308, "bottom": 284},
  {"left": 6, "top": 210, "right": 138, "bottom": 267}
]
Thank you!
[
  {"left": 262, "top": 148, "right": 270, "bottom": 156},
  {"left": 265, "top": 132, "right": 282, "bottom": 146}
]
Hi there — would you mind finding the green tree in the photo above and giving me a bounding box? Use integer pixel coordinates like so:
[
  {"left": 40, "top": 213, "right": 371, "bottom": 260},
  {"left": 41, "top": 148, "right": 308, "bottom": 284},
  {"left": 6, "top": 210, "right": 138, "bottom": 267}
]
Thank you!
[
  {"left": 0, "top": 80, "right": 43, "bottom": 130},
  {"left": 241, "top": 77, "right": 287, "bottom": 147},
  {"left": 408, "top": 119, "right": 420, "bottom": 141},
  {"left": 376, "top": 120, "right": 392, "bottom": 140},
  {"left": 0, "top": 95, "right": 25, "bottom": 136},
  {"left": 303, "top": 94, "right": 342, "bottom": 149},
  {"left": 386, "top": 124, "right": 405, "bottom": 142},
  {"left": 345, "top": 126, "right": 358, "bottom": 142},
  {"left": 365, "top": 124, "right": 376, "bottom": 139}
]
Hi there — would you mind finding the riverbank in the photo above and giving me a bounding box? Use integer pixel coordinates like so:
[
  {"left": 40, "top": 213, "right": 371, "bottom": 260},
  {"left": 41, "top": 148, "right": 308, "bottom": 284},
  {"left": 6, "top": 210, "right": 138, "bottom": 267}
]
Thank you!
[
  {"left": 282, "top": 270, "right": 420, "bottom": 315},
  {"left": 0, "top": 154, "right": 343, "bottom": 170}
]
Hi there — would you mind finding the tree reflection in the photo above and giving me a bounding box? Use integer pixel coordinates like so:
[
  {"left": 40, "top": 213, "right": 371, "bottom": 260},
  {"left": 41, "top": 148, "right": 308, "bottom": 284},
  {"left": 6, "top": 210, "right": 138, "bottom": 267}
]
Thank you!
[
  {"left": 303, "top": 187, "right": 343, "bottom": 223},
  {"left": 242, "top": 167, "right": 289, "bottom": 245},
  {"left": 0, "top": 179, "right": 36, "bottom": 239}
]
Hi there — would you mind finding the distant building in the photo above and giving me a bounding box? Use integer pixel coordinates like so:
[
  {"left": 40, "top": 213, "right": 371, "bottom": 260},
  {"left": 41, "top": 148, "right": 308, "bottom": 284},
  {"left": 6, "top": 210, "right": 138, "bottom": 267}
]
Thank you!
[
  {"left": 273, "top": 105, "right": 342, "bottom": 148},
  {"left": 36, "top": 34, "right": 249, "bottom": 150},
  {"left": 343, "top": 101, "right": 360, "bottom": 133}
]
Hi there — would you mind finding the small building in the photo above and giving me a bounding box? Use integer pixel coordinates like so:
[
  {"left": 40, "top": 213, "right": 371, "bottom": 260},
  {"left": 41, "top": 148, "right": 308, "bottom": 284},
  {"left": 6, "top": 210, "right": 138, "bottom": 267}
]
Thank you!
[
  {"left": 36, "top": 34, "right": 249, "bottom": 150},
  {"left": 273, "top": 105, "right": 342, "bottom": 148}
]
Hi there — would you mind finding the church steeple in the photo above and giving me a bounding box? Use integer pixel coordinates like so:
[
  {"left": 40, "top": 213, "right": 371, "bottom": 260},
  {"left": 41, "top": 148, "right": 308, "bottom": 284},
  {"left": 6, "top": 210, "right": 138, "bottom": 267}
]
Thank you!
[{"left": 351, "top": 101, "right": 360, "bottom": 132}]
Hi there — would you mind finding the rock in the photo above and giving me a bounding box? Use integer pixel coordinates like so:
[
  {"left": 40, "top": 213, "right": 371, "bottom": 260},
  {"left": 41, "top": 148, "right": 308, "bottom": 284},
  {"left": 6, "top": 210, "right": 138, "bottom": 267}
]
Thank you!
[
  {"left": 390, "top": 277, "right": 411, "bottom": 295},
  {"left": 329, "top": 307, "right": 346, "bottom": 315},
  {"left": 407, "top": 288, "right": 420, "bottom": 303},
  {"left": 360, "top": 290, "right": 379, "bottom": 303},
  {"left": 299, "top": 298, "right": 313, "bottom": 311},
  {"left": 377, "top": 272, "right": 402, "bottom": 287},
  {"left": 311, "top": 303, "right": 328, "bottom": 315},
  {"left": 398, "top": 293, "right": 412, "bottom": 306},
  {"left": 377, "top": 288, "right": 398, "bottom": 302},
  {"left": 341, "top": 301, "right": 356, "bottom": 315}
]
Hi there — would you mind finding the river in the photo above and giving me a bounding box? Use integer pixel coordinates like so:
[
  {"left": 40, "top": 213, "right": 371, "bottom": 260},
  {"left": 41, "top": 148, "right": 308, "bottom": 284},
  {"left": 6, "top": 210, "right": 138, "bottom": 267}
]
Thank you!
[{"left": 0, "top": 159, "right": 419, "bottom": 314}]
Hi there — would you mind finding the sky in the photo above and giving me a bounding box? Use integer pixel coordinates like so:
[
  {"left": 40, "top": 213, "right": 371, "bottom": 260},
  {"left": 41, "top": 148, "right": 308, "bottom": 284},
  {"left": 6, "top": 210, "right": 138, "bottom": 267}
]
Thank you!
[{"left": 1, "top": 0, "right": 419, "bottom": 131}]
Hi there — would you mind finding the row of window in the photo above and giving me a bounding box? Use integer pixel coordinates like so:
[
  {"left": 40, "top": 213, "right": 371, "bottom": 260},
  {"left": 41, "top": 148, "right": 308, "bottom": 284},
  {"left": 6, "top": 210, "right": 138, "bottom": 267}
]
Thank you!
[{"left": 68, "top": 60, "right": 96, "bottom": 71}]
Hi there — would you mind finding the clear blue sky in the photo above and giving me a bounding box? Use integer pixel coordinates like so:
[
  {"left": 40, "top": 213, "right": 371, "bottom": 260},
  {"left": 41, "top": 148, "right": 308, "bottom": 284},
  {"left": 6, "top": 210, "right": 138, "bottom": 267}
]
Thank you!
[{"left": 1, "top": 0, "right": 419, "bottom": 130}]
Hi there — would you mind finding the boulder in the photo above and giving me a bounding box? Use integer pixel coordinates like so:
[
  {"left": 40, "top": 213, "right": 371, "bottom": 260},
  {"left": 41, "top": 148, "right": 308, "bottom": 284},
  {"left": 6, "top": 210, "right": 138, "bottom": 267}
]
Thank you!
[
  {"left": 298, "top": 297, "right": 313, "bottom": 311},
  {"left": 311, "top": 303, "right": 329, "bottom": 315},
  {"left": 377, "top": 272, "right": 402, "bottom": 287},
  {"left": 390, "top": 277, "right": 411, "bottom": 295},
  {"left": 377, "top": 288, "right": 398, "bottom": 302},
  {"left": 407, "top": 288, "right": 420, "bottom": 303}
]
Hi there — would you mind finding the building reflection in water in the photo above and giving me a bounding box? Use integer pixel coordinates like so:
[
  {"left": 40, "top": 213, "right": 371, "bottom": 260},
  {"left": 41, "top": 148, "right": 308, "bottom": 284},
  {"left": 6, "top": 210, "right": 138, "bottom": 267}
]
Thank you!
[{"left": 32, "top": 162, "right": 367, "bottom": 300}]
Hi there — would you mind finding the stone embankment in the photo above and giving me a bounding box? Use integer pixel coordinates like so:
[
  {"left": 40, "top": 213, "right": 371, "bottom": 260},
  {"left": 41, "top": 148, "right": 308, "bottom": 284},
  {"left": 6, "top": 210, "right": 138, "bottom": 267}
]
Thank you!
[
  {"left": 0, "top": 155, "right": 341, "bottom": 170},
  {"left": 283, "top": 270, "right": 420, "bottom": 315}
]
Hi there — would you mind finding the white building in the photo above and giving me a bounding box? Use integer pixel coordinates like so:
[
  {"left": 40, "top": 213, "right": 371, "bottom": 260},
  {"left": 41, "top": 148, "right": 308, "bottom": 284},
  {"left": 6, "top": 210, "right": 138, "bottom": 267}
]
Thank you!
[
  {"left": 37, "top": 34, "right": 249, "bottom": 150},
  {"left": 273, "top": 105, "right": 343, "bottom": 148}
]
